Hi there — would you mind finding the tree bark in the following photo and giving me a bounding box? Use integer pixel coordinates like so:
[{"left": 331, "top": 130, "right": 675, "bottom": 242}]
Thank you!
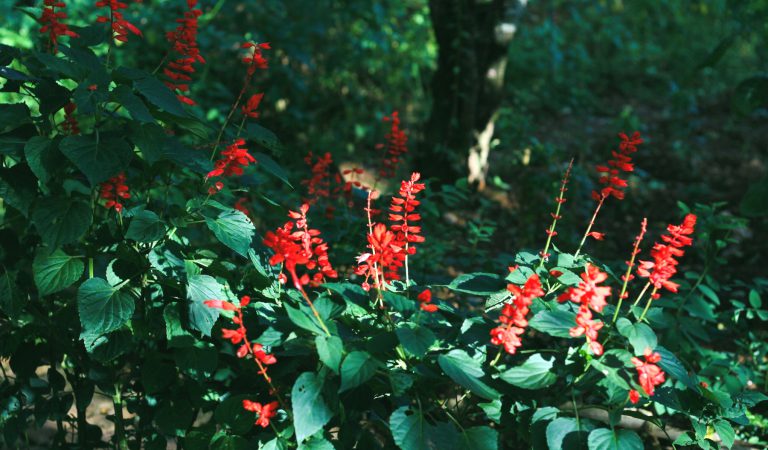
[{"left": 418, "top": 0, "right": 523, "bottom": 188}]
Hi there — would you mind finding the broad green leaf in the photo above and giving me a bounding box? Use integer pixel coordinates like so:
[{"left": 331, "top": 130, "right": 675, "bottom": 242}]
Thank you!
[
  {"left": 298, "top": 436, "right": 335, "bottom": 450},
  {"left": 389, "top": 406, "right": 430, "bottom": 450},
  {"left": 214, "top": 394, "right": 253, "bottom": 435},
  {"left": 499, "top": 353, "right": 556, "bottom": 390},
  {"left": 617, "top": 321, "right": 657, "bottom": 355},
  {"left": 438, "top": 350, "right": 500, "bottom": 400},
  {"left": 315, "top": 335, "right": 344, "bottom": 374},
  {"left": 546, "top": 417, "right": 592, "bottom": 450},
  {"left": 186, "top": 275, "right": 223, "bottom": 336},
  {"left": 339, "top": 351, "right": 381, "bottom": 392},
  {"left": 112, "top": 84, "right": 154, "bottom": 123},
  {"left": 134, "top": 75, "right": 186, "bottom": 116},
  {"left": 713, "top": 420, "right": 735, "bottom": 449},
  {"left": 529, "top": 309, "right": 577, "bottom": 338},
  {"left": 285, "top": 303, "right": 327, "bottom": 335},
  {"left": 396, "top": 323, "right": 437, "bottom": 358},
  {"left": 155, "top": 397, "right": 194, "bottom": 436},
  {"left": 78, "top": 278, "right": 135, "bottom": 347},
  {"left": 587, "top": 428, "right": 643, "bottom": 450},
  {"left": 24, "top": 136, "right": 59, "bottom": 184},
  {"left": 247, "top": 124, "right": 282, "bottom": 153},
  {"left": 164, "top": 304, "right": 195, "bottom": 347},
  {"left": 204, "top": 209, "right": 255, "bottom": 257},
  {"left": 462, "top": 426, "right": 498, "bottom": 450},
  {"left": 33, "top": 250, "right": 84, "bottom": 296},
  {"left": 447, "top": 272, "right": 505, "bottom": 295},
  {"left": 174, "top": 344, "right": 218, "bottom": 380},
  {"left": 697, "top": 284, "right": 720, "bottom": 305},
  {"left": 254, "top": 152, "right": 292, "bottom": 188},
  {"left": 654, "top": 347, "right": 695, "bottom": 389},
  {"left": 126, "top": 209, "right": 166, "bottom": 242},
  {"left": 59, "top": 135, "right": 133, "bottom": 186},
  {"left": 32, "top": 197, "right": 92, "bottom": 249},
  {"left": 0, "top": 271, "right": 23, "bottom": 318},
  {"left": 292, "top": 372, "right": 333, "bottom": 443},
  {"left": 0, "top": 103, "right": 30, "bottom": 133}
]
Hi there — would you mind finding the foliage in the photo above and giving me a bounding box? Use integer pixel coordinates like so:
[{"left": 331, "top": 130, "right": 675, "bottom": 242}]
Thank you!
[{"left": 0, "top": 1, "right": 767, "bottom": 450}]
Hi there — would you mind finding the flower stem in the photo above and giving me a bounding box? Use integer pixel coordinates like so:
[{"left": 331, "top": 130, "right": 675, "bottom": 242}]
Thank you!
[
  {"left": 538, "top": 159, "right": 573, "bottom": 269},
  {"left": 638, "top": 287, "right": 658, "bottom": 323},
  {"left": 574, "top": 195, "right": 605, "bottom": 259}
]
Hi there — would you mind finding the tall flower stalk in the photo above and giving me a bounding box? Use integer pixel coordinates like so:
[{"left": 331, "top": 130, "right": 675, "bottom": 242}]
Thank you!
[{"left": 538, "top": 159, "right": 573, "bottom": 267}]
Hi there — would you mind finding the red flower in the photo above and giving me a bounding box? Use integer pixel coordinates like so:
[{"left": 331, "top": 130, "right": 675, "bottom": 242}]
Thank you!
[
  {"left": 302, "top": 151, "right": 334, "bottom": 205},
  {"left": 490, "top": 274, "right": 544, "bottom": 355},
  {"left": 95, "top": 0, "right": 142, "bottom": 43},
  {"left": 241, "top": 41, "right": 270, "bottom": 75},
  {"left": 417, "top": 289, "right": 438, "bottom": 312},
  {"left": 558, "top": 264, "right": 612, "bottom": 355},
  {"left": 378, "top": 111, "right": 408, "bottom": 179},
  {"left": 630, "top": 348, "right": 665, "bottom": 396},
  {"left": 208, "top": 139, "right": 256, "bottom": 178},
  {"left": 242, "top": 400, "right": 279, "bottom": 428},
  {"left": 389, "top": 172, "right": 426, "bottom": 253},
  {"left": 205, "top": 296, "right": 277, "bottom": 377},
  {"left": 628, "top": 389, "right": 640, "bottom": 404},
  {"left": 99, "top": 172, "right": 130, "bottom": 213},
  {"left": 234, "top": 197, "right": 251, "bottom": 217},
  {"left": 593, "top": 131, "right": 643, "bottom": 201},
  {"left": 637, "top": 214, "right": 697, "bottom": 296},
  {"left": 588, "top": 231, "right": 605, "bottom": 240},
  {"left": 355, "top": 223, "right": 405, "bottom": 291},
  {"left": 263, "top": 203, "right": 338, "bottom": 291},
  {"left": 38, "top": 0, "right": 78, "bottom": 54},
  {"left": 241, "top": 93, "right": 265, "bottom": 118},
  {"left": 61, "top": 102, "right": 80, "bottom": 135},
  {"left": 162, "top": 0, "right": 204, "bottom": 105}
]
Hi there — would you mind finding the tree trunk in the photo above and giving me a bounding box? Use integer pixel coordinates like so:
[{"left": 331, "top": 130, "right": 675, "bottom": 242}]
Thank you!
[{"left": 417, "top": 0, "right": 523, "bottom": 188}]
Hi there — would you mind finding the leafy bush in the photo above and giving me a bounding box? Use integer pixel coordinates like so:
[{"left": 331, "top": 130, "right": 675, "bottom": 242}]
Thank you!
[{"left": 0, "top": 2, "right": 766, "bottom": 449}]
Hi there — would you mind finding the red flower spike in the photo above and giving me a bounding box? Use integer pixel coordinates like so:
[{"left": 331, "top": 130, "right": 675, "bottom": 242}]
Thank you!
[
  {"left": 241, "top": 93, "right": 265, "bottom": 118},
  {"left": 99, "top": 172, "right": 130, "bottom": 213},
  {"left": 263, "top": 203, "right": 338, "bottom": 291},
  {"left": 378, "top": 111, "right": 408, "bottom": 180},
  {"left": 61, "top": 102, "right": 80, "bottom": 135},
  {"left": 593, "top": 131, "right": 643, "bottom": 201},
  {"left": 637, "top": 214, "right": 696, "bottom": 296},
  {"left": 38, "top": 0, "right": 79, "bottom": 54},
  {"left": 95, "top": 0, "right": 142, "bottom": 43},
  {"left": 490, "top": 274, "right": 544, "bottom": 355},
  {"left": 630, "top": 348, "right": 665, "bottom": 396},
  {"left": 242, "top": 42, "right": 270, "bottom": 75},
  {"left": 302, "top": 151, "right": 334, "bottom": 205},
  {"left": 208, "top": 139, "right": 256, "bottom": 179},
  {"left": 558, "top": 264, "right": 611, "bottom": 355},
  {"left": 162, "top": 0, "right": 204, "bottom": 105}
]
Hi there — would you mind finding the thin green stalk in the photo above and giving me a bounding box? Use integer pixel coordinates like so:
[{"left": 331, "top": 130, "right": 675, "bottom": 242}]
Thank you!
[
  {"left": 638, "top": 287, "right": 659, "bottom": 323},
  {"left": 538, "top": 158, "right": 573, "bottom": 269},
  {"left": 574, "top": 195, "right": 605, "bottom": 259},
  {"left": 631, "top": 282, "right": 651, "bottom": 312}
]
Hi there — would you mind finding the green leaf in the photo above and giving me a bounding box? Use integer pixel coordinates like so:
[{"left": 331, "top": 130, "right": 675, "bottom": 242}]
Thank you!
[
  {"left": 749, "top": 289, "right": 761, "bottom": 309},
  {"left": 0, "top": 103, "right": 31, "bottom": 133},
  {"left": 315, "top": 335, "right": 344, "bottom": 374},
  {"left": 59, "top": 135, "right": 133, "bottom": 186},
  {"left": 713, "top": 420, "right": 735, "bottom": 449},
  {"left": 292, "top": 372, "right": 333, "bottom": 443},
  {"left": 298, "top": 436, "right": 335, "bottom": 450},
  {"left": 174, "top": 344, "right": 218, "bottom": 380},
  {"left": 112, "top": 84, "right": 155, "bottom": 123},
  {"left": 389, "top": 406, "right": 430, "bottom": 450},
  {"left": 587, "top": 428, "right": 643, "bottom": 450},
  {"left": 24, "top": 136, "right": 59, "bottom": 184},
  {"left": 438, "top": 350, "right": 500, "bottom": 400},
  {"left": 32, "top": 197, "right": 92, "bottom": 249},
  {"left": 655, "top": 347, "right": 696, "bottom": 390},
  {"left": 33, "top": 250, "right": 84, "bottom": 296},
  {"left": 447, "top": 272, "right": 505, "bottom": 295},
  {"left": 546, "top": 417, "right": 587, "bottom": 450},
  {"left": 697, "top": 284, "right": 720, "bottom": 305},
  {"left": 0, "top": 271, "right": 24, "bottom": 318},
  {"left": 204, "top": 209, "right": 255, "bottom": 257},
  {"left": 462, "top": 426, "right": 498, "bottom": 450},
  {"left": 396, "top": 323, "right": 437, "bottom": 358},
  {"left": 78, "top": 278, "right": 135, "bottom": 348},
  {"left": 215, "top": 394, "right": 253, "bottom": 435},
  {"left": 126, "top": 210, "right": 166, "bottom": 242},
  {"left": 254, "top": 152, "right": 292, "bottom": 188},
  {"left": 247, "top": 124, "right": 282, "bottom": 153},
  {"left": 617, "top": 321, "right": 657, "bottom": 356},
  {"left": 339, "top": 351, "right": 381, "bottom": 392},
  {"left": 285, "top": 303, "right": 327, "bottom": 335},
  {"left": 186, "top": 275, "right": 223, "bottom": 336},
  {"left": 529, "top": 309, "right": 577, "bottom": 338},
  {"left": 499, "top": 353, "right": 556, "bottom": 390},
  {"left": 134, "top": 75, "right": 186, "bottom": 116}
]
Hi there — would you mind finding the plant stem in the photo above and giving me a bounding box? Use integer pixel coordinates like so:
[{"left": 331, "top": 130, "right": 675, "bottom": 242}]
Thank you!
[
  {"left": 574, "top": 195, "right": 605, "bottom": 259},
  {"left": 638, "top": 287, "right": 658, "bottom": 322},
  {"left": 538, "top": 158, "right": 573, "bottom": 269},
  {"left": 112, "top": 386, "right": 129, "bottom": 450},
  {"left": 631, "top": 282, "right": 651, "bottom": 312}
]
